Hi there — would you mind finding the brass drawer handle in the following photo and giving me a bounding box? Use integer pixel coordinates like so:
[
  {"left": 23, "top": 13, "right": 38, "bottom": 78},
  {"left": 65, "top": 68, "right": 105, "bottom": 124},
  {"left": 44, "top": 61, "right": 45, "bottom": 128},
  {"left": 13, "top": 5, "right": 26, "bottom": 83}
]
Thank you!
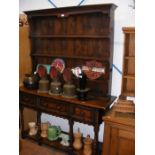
[
  {"left": 41, "top": 102, "right": 48, "bottom": 107},
  {"left": 22, "top": 97, "right": 31, "bottom": 102},
  {"left": 57, "top": 106, "right": 62, "bottom": 111},
  {"left": 80, "top": 111, "right": 85, "bottom": 116}
]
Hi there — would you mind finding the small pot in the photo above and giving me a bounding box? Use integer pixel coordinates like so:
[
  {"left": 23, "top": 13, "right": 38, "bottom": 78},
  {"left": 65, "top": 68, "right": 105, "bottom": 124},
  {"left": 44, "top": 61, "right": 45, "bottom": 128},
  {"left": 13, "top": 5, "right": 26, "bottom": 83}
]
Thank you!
[{"left": 23, "top": 74, "right": 39, "bottom": 89}]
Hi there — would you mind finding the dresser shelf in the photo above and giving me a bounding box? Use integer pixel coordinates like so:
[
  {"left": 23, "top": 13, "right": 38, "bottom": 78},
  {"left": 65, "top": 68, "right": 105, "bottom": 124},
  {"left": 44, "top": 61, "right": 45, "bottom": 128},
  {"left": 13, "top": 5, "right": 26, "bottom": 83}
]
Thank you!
[
  {"left": 121, "top": 27, "right": 135, "bottom": 97},
  {"left": 30, "top": 34, "right": 110, "bottom": 39}
]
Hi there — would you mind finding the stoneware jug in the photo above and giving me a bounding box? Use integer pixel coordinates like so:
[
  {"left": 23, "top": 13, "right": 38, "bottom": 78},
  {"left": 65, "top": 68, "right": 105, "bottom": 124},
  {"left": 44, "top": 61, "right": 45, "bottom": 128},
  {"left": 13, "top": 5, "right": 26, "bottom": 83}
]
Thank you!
[
  {"left": 28, "top": 122, "right": 37, "bottom": 136},
  {"left": 41, "top": 122, "right": 49, "bottom": 138},
  {"left": 48, "top": 125, "right": 61, "bottom": 141},
  {"left": 83, "top": 135, "right": 92, "bottom": 155},
  {"left": 73, "top": 128, "right": 82, "bottom": 150}
]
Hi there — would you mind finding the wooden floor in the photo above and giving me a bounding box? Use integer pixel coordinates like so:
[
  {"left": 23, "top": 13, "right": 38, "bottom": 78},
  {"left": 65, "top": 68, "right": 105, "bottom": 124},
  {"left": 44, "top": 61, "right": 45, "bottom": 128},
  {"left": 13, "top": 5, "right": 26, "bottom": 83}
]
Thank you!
[{"left": 20, "top": 139, "right": 67, "bottom": 155}]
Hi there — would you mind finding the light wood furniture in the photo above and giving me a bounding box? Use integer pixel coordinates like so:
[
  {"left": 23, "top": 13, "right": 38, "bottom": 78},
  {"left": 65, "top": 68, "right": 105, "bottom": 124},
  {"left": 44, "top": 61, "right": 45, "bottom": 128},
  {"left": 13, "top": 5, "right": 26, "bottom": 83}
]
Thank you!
[
  {"left": 19, "top": 26, "right": 31, "bottom": 85},
  {"left": 102, "top": 107, "right": 135, "bottom": 155},
  {"left": 20, "top": 4, "right": 117, "bottom": 155},
  {"left": 19, "top": 26, "right": 37, "bottom": 130},
  {"left": 102, "top": 27, "right": 135, "bottom": 155},
  {"left": 121, "top": 27, "right": 135, "bottom": 97}
]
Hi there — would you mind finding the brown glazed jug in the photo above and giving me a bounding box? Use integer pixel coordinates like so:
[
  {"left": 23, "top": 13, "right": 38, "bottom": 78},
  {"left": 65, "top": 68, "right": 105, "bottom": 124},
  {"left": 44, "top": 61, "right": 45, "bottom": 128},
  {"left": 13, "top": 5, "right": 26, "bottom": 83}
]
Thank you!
[
  {"left": 83, "top": 135, "right": 92, "bottom": 155},
  {"left": 73, "top": 128, "right": 82, "bottom": 150}
]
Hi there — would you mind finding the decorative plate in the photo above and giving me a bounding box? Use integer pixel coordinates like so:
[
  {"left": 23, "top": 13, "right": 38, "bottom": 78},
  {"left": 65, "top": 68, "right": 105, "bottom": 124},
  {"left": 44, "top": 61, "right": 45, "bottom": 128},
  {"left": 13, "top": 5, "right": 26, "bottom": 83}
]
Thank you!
[
  {"left": 49, "top": 66, "right": 58, "bottom": 80},
  {"left": 51, "top": 58, "right": 65, "bottom": 73},
  {"left": 82, "top": 60, "right": 104, "bottom": 80},
  {"left": 37, "top": 64, "right": 47, "bottom": 78},
  {"left": 63, "top": 68, "right": 72, "bottom": 83}
]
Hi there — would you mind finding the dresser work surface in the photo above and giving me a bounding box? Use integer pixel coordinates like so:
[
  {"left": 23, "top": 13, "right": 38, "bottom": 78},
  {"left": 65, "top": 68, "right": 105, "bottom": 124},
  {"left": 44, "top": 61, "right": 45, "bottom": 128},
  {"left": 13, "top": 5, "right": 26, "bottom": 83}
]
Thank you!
[{"left": 20, "top": 86, "right": 116, "bottom": 155}]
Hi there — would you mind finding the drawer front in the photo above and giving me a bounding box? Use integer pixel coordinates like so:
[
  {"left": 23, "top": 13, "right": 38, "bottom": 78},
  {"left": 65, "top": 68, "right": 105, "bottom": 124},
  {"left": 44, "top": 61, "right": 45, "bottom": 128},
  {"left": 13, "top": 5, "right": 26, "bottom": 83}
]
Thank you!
[
  {"left": 72, "top": 106, "right": 94, "bottom": 123},
  {"left": 20, "top": 93, "right": 36, "bottom": 107},
  {"left": 39, "top": 98, "right": 68, "bottom": 116}
]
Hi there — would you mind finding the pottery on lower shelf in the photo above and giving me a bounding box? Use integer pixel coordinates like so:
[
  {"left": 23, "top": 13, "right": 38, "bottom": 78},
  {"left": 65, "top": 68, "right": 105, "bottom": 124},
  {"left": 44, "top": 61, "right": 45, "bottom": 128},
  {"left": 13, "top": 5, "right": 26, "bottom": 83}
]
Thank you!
[
  {"left": 28, "top": 122, "right": 38, "bottom": 136},
  {"left": 41, "top": 122, "right": 49, "bottom": 138},
  {"left": 59, "top": 133, "right": 70, "bottom": 146},
  {"left": 48, "top": 125, "right": 61, "bottom": 141},
  {"left": 73, "top": 128, "right": 82, "bottom": 150},
  {"left": 83, "top": 135, "right": 93, "bottom": 155}
]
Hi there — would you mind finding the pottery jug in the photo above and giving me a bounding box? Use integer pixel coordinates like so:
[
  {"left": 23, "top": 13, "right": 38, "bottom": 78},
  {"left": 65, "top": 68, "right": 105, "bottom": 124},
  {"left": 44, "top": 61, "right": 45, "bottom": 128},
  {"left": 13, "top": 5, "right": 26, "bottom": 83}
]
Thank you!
[
  {"left": 50, "top": 80, "right": 61, "bottom": 95},
  {"left": 28, "top": 122, "right": 37, "bottom": 136},
  {"left": 41, "top": 122, "right": 49, "bottom": 138},
  {"left": 63, "top": 82, "right": 76, "bottom": 98},
  {"left": 83, "top": 135, "right": 92, "bottom": 155},
  {"left": 48, "top": 125, "right": 61, "bottom": 141},
  {"left": 73, "top": 128, "right": 82, "bottom": 150}
]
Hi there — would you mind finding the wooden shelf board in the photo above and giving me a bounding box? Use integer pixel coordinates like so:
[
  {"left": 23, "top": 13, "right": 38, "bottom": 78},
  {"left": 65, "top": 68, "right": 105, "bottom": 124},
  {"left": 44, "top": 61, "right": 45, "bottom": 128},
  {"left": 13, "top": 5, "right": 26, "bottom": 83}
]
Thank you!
[
  {"left": 31, "top": 53, "right": 109, "bottom": 61},
  {"left": 123, "top": 75, "right": 135, "bottom": 79},
  {"left": 24, "top": 130, "right": 95, "bottom": 155},
  {"left": 124, "top": 56, "right": 135, "bottom": 60},
  {"left": 122, "top": 91, "right": 135, "bottom": 97},
  {"left": 30, "top": 34, "right": 110, "bottom": 39}
]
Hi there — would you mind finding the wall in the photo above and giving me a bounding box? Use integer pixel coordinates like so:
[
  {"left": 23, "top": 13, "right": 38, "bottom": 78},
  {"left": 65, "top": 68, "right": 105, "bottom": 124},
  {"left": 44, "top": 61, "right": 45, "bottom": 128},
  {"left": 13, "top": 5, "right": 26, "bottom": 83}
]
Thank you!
[{"left": 19, "top": 0, "right": 135, "bottom": 142}]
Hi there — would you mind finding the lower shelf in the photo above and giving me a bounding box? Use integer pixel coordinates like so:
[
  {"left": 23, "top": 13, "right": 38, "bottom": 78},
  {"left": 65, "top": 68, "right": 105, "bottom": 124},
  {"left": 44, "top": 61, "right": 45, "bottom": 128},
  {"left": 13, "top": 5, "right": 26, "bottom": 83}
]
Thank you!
[{"left": 23, "top": 130, "right": 90, "bottom": 155}]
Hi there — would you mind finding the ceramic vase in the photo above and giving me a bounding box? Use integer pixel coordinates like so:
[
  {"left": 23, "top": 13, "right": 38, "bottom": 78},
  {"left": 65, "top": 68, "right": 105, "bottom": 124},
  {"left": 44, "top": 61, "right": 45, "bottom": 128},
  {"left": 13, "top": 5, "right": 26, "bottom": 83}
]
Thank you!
[
  {"left": 73, "top": 128, "right": 82, "bottom": 150},
  {"left": 28, "top": 122, "right": 37, "bottom": 136},
  {"left": 41, "top": 122, "right": 49, "bottom": 138},
  {"left": 83, "top": 135, "right": 92, "bottom": 155}
]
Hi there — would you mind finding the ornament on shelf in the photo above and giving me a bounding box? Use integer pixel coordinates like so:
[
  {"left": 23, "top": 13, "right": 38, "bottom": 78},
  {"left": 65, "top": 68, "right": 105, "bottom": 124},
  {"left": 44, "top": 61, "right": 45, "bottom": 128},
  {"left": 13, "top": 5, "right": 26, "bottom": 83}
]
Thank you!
[
  {"left": 51, "top": 58, "right": 65, "bottom": 73},
  {"left": 49, "top": 65, "right": 61, "bottom": 95},
  {"left": 73, "top": 128, "right": 82, "bottom": 150},
  {"left": 28, "top": 122, "right": 38, "bottom": 136},
  {"left": 37, "top": 64, "right": 47, "bottom": 79},
  {"left": 37, "top": 64, "right": 49, "bottom": 93},
  {"left": 41, "top": 122, "right": 49, "bottom": 138},
  {"left": 59, "top": 133, "right": 70, "bottom": 147},
  {"left": 83, "top": 134, "right": 93, "bottom": 155},
  {"left": 82, "top": 60, "right": 105, "bottom": 80},
  {"left": 62, "top": 68, "right": 76, "bottom": 98}
]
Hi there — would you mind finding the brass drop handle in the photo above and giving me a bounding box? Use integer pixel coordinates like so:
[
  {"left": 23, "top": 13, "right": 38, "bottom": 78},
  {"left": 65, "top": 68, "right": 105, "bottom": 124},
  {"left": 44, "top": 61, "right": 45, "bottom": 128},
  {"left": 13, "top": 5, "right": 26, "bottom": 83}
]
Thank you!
[
  {"left": 57, "top": 106, "right": 62, "bottom": 111},
  {"left": 41, "top": 102, "right": 48, "bottom": 107},
  {"left": 80, "top": 111, "right": 85, "bottom": 116}
]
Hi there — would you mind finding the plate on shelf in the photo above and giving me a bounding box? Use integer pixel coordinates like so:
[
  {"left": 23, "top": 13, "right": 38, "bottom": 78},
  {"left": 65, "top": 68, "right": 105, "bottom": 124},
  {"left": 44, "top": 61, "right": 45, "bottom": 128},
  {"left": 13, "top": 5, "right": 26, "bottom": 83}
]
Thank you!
[{"left": 51, "top": 58, "right": 65, "bottom": 73}]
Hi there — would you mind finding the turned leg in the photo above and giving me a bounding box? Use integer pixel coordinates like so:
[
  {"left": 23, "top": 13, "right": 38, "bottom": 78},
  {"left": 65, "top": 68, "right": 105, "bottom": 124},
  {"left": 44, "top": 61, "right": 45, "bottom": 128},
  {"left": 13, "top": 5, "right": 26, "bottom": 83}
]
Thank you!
[
  {"left": 37, "top": 110, "right": 42, "bottom": 145},
  {"left": 20, "top": 105, "right": 26, "bottom": 139},
  {"left": 69, "top": 118, "right": 74, "bottom": 151},
  {"left": 93, "top": 110, "right": 100, "bottom": 155}
]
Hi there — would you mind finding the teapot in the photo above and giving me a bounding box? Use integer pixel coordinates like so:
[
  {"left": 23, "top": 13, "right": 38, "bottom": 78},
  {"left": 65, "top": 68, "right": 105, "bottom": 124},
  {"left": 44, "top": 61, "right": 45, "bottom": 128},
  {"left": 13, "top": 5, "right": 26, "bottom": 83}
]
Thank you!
[{"left": 48, "top": 125, "right": 61, "bottom": 141}]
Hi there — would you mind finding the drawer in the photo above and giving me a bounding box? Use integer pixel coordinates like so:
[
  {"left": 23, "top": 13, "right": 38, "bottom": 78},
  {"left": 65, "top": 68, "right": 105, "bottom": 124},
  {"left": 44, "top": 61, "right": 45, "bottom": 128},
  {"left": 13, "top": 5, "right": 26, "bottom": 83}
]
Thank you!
[
  {"left": 20, "top": 93, "right": 36, "bottom": 107},
  {"left": 39, "top": 98, "right": 68, "bottom": 116},
  {"left": 72, "top": 106, "right": 94, "bottom": 123}
]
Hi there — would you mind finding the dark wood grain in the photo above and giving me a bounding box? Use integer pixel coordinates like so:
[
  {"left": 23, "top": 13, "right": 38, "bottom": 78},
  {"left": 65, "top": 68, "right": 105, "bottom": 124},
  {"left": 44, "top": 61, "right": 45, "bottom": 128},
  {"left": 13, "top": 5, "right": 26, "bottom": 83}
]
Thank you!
[{"left": 20, "top": 4, "right": 117, "bottom": 155}]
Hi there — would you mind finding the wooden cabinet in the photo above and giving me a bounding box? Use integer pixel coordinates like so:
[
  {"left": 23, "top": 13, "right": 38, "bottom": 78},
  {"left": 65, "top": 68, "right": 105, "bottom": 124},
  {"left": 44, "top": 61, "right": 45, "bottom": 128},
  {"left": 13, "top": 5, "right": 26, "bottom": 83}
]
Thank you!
[
  {"left": 121, "top": 27, "right": 135, "bottom": 97},
  {"left": 25, "top": 4, "right": 117, "bottom": 97},
  {"left": 19, "top": 26, "right": 31, "bottom": 85},
  {"left": 102, "top": 27, "right": 135, "bottom": 155},
  {"left": 20, "top": 4, "right": 117, "bottom": 155},
  {"left": 102, "top": 107, "right": 135, "bottom": 155},
  {"left": 20, "top": 86, "right": 116, "bottom": 155},
  {"left": 19, "top": 26, "right": 37, "bottom": 130}
]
